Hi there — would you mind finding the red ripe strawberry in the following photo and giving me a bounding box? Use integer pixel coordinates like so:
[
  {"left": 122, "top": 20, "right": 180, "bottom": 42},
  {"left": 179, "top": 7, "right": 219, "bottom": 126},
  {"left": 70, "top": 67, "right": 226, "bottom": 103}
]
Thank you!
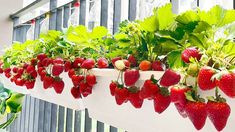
[
  {"left": 206, "top": 101, "right": 231, "bottom": 131},
  {"left": 97, "top": 58, "right": 109, "bottom": 68},
  {"left": 5, "top": 73, "right": 11, "bottom": 78},
  {"left": 73, "top": 57, "right": 85, "bottom": 68},
  {"left": 109, "top": 81, "right": 117, "bottom": 96},
  {"left": 124, "top": 69, "right": 140, "bottom": 86},
  {"left": 40, "top": 70, "right": 47, "bottom": 81},
  {"left": 68, "top": 69, "right": 75, "bottom": 78},
  {"left": 10, "top": 77, "right": 17, "bottom": 82},
  {"left": 80, "top": 82, "right": 92, "bottom": 97},
  {"left": 43, "top": 76, "right": 54, "bottom": 89},
  {"left": 37, "top": 61, "right": 43, "bottom": 68},
  {"left": 153, "top": 93, "right": 171, "bottom": 114},
  {"left": 139, "top": 79, "right": 159, "bottom": 99},
  {"left": 128, "top": 91, "right": 144, "bottom": 108},
  {"left": 26, "top": 65, "right": 35, "bottom": 74},
  {"left": 4, "top": 68, "right": 11, "bottom": 74},
  {"left": 128, "top": 55, "right": 137, "bottom": 67},
  {"left": 198, "top": 67, "right": 216, "bottom": 90},
  {"left": 30, "top": 71, "right": 38, "bottom": 78},
  {"left": 17, "top": 68, "right": 24, "bottom": 76},
  {"left": 160, "top": 69, "right": 181, "bottom": 87},
  {"left": 53, "top": 58, "right": 64, "bottom": 65},
  {"left": 170, "top": 87, "right": 189, "bottom": 105},
  {"left": 174, "top": 103, "right": 187, "bottom": 118},
  {"left": 15, "top": 78, "right": 25, "bottom": 86},
  {"left": 37, "top": 67, "right": 45, "bottom": 75},
  {"left": 64, "top": 61, "right": 72, "bottom": 72},
  {"left": 23, "top": 63, "right": 29, "bottom": 69},
  {"left": 152, "top": 60, "right": 165, "bottom": 71},
  {"left": 25, "top": 80, "right": 35, "bottom": 89},
  {"left": 52, "top": 79, "right": 65, "bottom": 94},
  {"left": 86, "top": 74, "right": 96, "bottom": 86},
  {"left": 111, "top": 57, "right": 122, "bottom": 67},
  {"left": 13, "top": 67, "right": 18, "bottom": 73},
  {"left": 185, "top": 102, "right": 207, "bottom": 130},
  {"left": 72, "top": 75, "right": 84, "bottom": 86},
  {"left": 216, "top": 72, "right": 235, "bottom": 98},
  {"left": 37, "top": 53, "right": 47, "bottom": 62},
  {"left": 0, "top": 68, "right": 3, "bottom": 74},
  {"left": 114, "top": 87, "right": 129, "bottom": 105},
  {"left": 123, "top": 59, "right": 130, "bottom": 69},
  {"left": 81, "top": 59, "right": 95, "bottom": 69},
  {"left": 52, "top": 64, "right": 64, "bottom": 76},
  {"left": 42, "top": 58, "right": 53, "bottom": 67},
  {"left": 31, "top": 58, "right": 37, "bottom": 66},
  {"left": 71, "top": 86, "right": 81, "bottom": 99},
  {"left": 181, "top": 47, "right": 201, "bottom": 63}
]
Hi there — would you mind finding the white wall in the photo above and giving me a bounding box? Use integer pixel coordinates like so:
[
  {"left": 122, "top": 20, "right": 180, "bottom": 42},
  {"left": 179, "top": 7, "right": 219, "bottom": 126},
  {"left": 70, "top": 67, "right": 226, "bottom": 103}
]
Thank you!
[{"left": 0, "top": 0, "right": 23, "bottom": 55}]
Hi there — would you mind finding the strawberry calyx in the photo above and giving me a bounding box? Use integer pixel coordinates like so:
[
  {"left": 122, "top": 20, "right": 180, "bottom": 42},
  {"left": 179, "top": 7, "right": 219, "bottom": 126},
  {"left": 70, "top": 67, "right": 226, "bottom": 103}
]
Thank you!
[
  {"left": 128, "top": 86, "right": 139, "bottom": 93},
  {"left": 158, "top": 86, "right": 170, "bottom": 97},
  {"left": 185, "top": 90, "right": 205, "bottom": 103},
  {"left": 150, "top": 74, "right": 158, "bottom": 84}
]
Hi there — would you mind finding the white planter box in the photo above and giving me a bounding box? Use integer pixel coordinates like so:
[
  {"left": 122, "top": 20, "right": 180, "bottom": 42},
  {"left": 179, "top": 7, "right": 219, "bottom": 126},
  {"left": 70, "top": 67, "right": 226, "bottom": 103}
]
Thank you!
[{"left": 84, "top": 69, "right": 235, "bottom": 132}]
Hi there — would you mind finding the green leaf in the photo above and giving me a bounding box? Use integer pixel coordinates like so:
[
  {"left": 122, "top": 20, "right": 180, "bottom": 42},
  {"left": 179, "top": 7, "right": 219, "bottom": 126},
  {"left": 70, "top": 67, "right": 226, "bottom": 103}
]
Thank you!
[
  {"left": 167, "top": 50, "right": 185, "bottom": 68},
  {"left": 157, "top": 3, "right": 175, "bottom": 30},
  {"left": 6, "top": 93, "right": 24, "bottom": 113},
  {"left": 176, "top": 10, "right": 200, "bottom": 25},
  {"left": 90, "top": 26, "right": 108, "bottom": 39},
  {"left": 193, "top": 21, "right": 212, "bottom": 33},
  {"left": 0, "top": 114, "right": 18, "bottom": 129},
  {"left": 140, "top": 15, "right": 158, "bottom": 32}
]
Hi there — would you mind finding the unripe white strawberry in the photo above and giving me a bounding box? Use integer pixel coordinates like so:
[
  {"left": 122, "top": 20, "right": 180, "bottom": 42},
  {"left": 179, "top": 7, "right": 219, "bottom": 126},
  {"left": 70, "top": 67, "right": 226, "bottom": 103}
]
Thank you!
[{"left": 115, "top": 60, "right": 126, "bottom": 70}]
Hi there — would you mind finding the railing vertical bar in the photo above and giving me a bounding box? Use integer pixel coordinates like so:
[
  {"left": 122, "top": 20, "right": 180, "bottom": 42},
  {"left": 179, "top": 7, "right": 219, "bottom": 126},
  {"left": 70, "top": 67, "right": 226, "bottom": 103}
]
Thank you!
[
  {"left": 38, "top": 99, "right": 45, "bottom": 132},
  {"left": 101, "top": 0, "right": 108, "bottom": 27},
  {"left": 97, "top": 121, "right": 104, "bottom": 132},
  {"left": 110, "top": 126, "right": 118, "bottom": 132},
  {"left": 63, "top": 4, "right": 71, "bottom": 28},
  {"left": 56, "top": 7, "right": 63, "bottom": 31},
  {"left": 12, "top": 17, "right": 19, "bottom": 41},
  {"left": 66, "top": 108, "right": 73, "bottom": 132},
  {"left": 20, "top": 94, "right": 27, "bottom": 132},
  {"left": 28, "top": 97, "right": 35, "bottom": 132},
  {"left": 113, "top": 0, "right": 121, "bottom": 33},
  {"left": 24, "top": 95, "right": 31, "bottom": 132},
  {"left": 74, "top": 111, "right": 81, "bottom": 132},
  {"left": 57, "top": 106, "right": 65, "bottom": 132},
  {"left": 79, "top": 0, "right": 87, "bottom": 25},
  {"left": 85, "top": 109, "right": 92, "bottom": 132},
  {"left": 128, "top": 0, "right": 137, "bottom": 21}
]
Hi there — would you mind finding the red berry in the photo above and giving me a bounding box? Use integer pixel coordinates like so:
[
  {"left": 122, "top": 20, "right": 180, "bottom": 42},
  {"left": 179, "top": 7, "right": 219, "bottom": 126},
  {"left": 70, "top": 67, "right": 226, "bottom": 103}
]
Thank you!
[
  {"left": 198, "top": 67, "right": 216, "bottom": 90},
  {"left": 0, "top": 68, "right": 4, "bottom": 74},
  {"left": 128, "top": 55, "right": 137, "bottom": 67},
  {"left": 26, "top": 65, "right": 35, "bottom": 74},
  {"left": 43, "top": 76, "right": 54, "bottom": 89},
  {"left": 31, "top": 58, "right": 38, "bottom": 66},
  {"left": 40, "top": 70, "right": 47, "bottom": 81},
  {"left": 86, "top": 74, "right": 96, "bottom": 86},
  {"left": 37, "top": 67, "right": 45, "bottom": 75},
  {"left": 114, "top": 87, "right": 129, "bottom": 105},
  {"left": 17, "top": 68, "right": 24, "bottom": 76},
  {"left": 81, "top": 59, "right": 95, "bottom": 69},
  {"left": 174, "top": 103, "right": 188, "bottom": 118},
  {"left": 139, "top": 79, "right": 159, "bottom": 100},
  {"left": 124, "top": 69, "right": 140, "bottom": 86},
  {"left": 123, "top": 59, "right": 130, "bottom": 69},
  {"left": 53, "top": 58, "right": 64, "bottom": 65},
  {"left": 160, "top": 69, "right": 181, "bottom": 87},
  {"left": 68, "top": 69, "right": 75, "bottom": 78},
  {"left": 15, "top": 78, "right": 25, "bottom": 86},
  {"left": 139, "top": 60, "right": 152, "bottom": 71},
  {"left": 111, "top": 57, "right": 122, "bottom": 67},
  {"left": 42, "top": 58, "right": 53, "bottom": 67},
  {"left": 13, "top": 67, "right": 18, "bottom": 73},
  {"left": 52, "top": 79, "right": 65, "bottom": 94},
  {"left": 80, "top": 82, "right": 92, "bottom": 97},
  {"left": 97, "top": 58, "right": 109, "bottom": 68},
  {"left": 25, "top": 80, "right": 35, "bottom": 89},
  {"left": 152, "top": 60, "right": 165, "bottom": 71},
  {"left": 37, "top": 53, "right": 47, "bottom": 62},
  {"left": 109, "top": 81, "right": 117, "bottom": 96},
  {"left": 216, "top": 72, "right": 235, "bottom": 98},
  {"left": 64, "top": 61, "right": 72, "bottom": 72},
  {"left": 52, "top": 64, "right": 64, "bottom": 76},
  {"left": 170, "top": 87, "right": 189, "bottom": 106},
  {"left": 30, "top": 71, "right": 38, "bottom": 78},
  {"left": 181, "top": 47, "right": 201, "bottom": 63},
  {"left": 153, "top": 93, "right": 171, "bottom": 114},
  {"left": 4, "top": 68, "right": 11, "bottom": 74},
  {"left": 71, "top": 87, "right": 81, "bottom": 99},
  {"left": 5, "top": 73, "right": 11, "bottom": 78},
  {"left": 73, "top": 58, "right": 84, "bottom": 68},
  {"left": 72, "top": 75, "right": 84, "bottom": 86},
  {"left": 128, "top": 91, "right": 144, "bottom": 108}
]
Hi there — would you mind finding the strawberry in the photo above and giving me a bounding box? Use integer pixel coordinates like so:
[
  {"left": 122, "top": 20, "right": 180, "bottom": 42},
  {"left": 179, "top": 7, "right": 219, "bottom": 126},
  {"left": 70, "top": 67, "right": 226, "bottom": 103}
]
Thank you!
[
  {"left": 37, "top": 67, "right": 45, "bottom": 75},
  {"left": 53, "top": 58, "right": 64, "bottom": 65},
  {"left": 139, "top": 77, "right": 159, "bottom": 99},
  {"left": 72, "top": 75, "right": 84, "bottom": 86},
  {"left": 153, "top": 93, "right": 171, "bottom": 114},
  {"left": 37, "top": 61, "right": 43, "bottom": 68},
  {"left": 111, "top": 57, "right": 122, "bottom": 67},
  {"left": 15, "top": 78, "right": 25, "bottom": 86},
  {"left": 81, "top": 59, "right": 95, "bottom": 69},
  {"left": 174, "top": 103, "right": 187, "bottom": 118},
  {"left": 128, "top": 55, "right": 137, "bottom": 67},
  {"left": 185, "top": 102, "right": 207, "bottom": 130},
  {"left": 13, "top": 67, "right": 18, "bottom": 73},
  {"left": 52, "top": 64, "right": 64, "bottom": 76},
  {"left": 30, "top": 71, "right": 38, "bottom": 78},
  {"left": 128, "top": 91, "right": 143, "bottom": 108},
  {"left": 80, "top": 82, "right": 92, "bottom": 97},
  {"left": 216, "top": 72, "right": 235, "bottom": 98},
  {"left": 40, "top": 70, "right": 47, "bottom": 81},
  {"left": 71, "top": 87, "right": 81, "bottom": 99},
  {"left": 0, "top": 68, "right": 3, "bottom": 74},
  {"left": 181, "top": 47, "right": 201, "bottom": 63},
  {"left": 52, "top": 79, "right": 65, "bottom": 94},
  {"left": 42, "top": 58, "right": 52, "bottom": 67},
  {"left": 30, "top": 58, "right": 38, "bottom": 66},
  {"left": 109, "top": 81, "right": 117, "bottom": 96},
  {"left": 152, "top": 60, "right": 165, "bottom": 71},
  {"left": 206, "top": 101, "right": 231, "bottom": 131},
  {"left": 86, "top": 74, "right": 96, "bottom": 86},
  {"left": 139, "top": 60, "right": 152, "bottom": 71},
  {"left": 5, "top": 73, "right": 11, "bottom": 78},
  {"left": 198, "top": 67, "right": 216, "bottom": 90},
  {"left": 4, "top": 68, "right": 11, "bottom": 74},
  {"left": 114, "top": 87, "right": 129, "bottom": 105},
  {"left": 160, "top": 69, "right": 181, "bottom": 87},
  {"left": 64, "top": 61, "right": 72, "bottom": 72},
  {"left": 17, "top": 68, "right": 24, "bottom": 76},
  {"left": 124, "top": 69, "right": 140, "bottom": 86},
  {"left": 23, "top": 63, "right": 29, "bottom": 69},
  {"left": 26, "top": 65, "right": 35, "bottom": 74},
  {"left": 73, "top": 57, "right": 84, "bottom": 68},
  {"left": 123, "top": 59, "right": 130, "bottom": 69},
  {"left": 97, "top": 58, "right": 109, "bottom": 68},
  {"left": 25, "top": 80, "right": 35, "bottom": 89},
  {"left": 114, "top": 60, "right": 126, "bottom": 70},
  {"left": 43, "top": 76, "right": 54, "bottom": 89},
  {"left": 170, "top": 86, "right": 189, "bottom": 105},
  {"left": 37, "top": 53, "right": 47, "bottom": 62},
  {"left": 68, "top": 69, "right": 75, "bottom": 78}
]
